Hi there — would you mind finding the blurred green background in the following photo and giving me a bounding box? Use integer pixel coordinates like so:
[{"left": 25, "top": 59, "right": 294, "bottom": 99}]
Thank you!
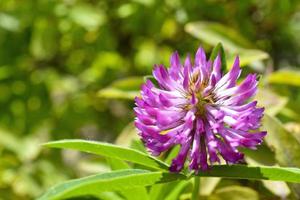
[{"left": 1, "top": 0, "right": 300, "bottom": 199}]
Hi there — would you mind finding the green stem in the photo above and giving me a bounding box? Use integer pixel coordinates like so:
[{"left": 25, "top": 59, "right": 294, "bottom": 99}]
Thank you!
[{"left": 192, "top": 176, "right": 200, "bottom": 200}]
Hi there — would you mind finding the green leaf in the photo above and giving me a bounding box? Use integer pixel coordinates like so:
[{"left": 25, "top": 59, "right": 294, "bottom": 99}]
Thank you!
[
  {"left": 243, "top": 145, "right": 290, "bottom": 198},
  {"left": 0, "top": 128, "right": 21, "bottom": 154},
  {"left": 115, "top": 122, "right": 139, "bottom": 147},
  {"left": 119, "top": 185, "right": 149, "bottom": 200},
  {"left": 0, "top": 13, "right": 20, "bottom": 32},
  {"left": 149, "top": 181, "right": 184, "bottom": 200},
  {"left": 209, "top": 42, "right": 227, "bottom": 73},
  {"left": 285, "top": 122, "right": 300, "bottom": 144},
  {"left": 30, "top": 18, "right": 58, "bottom": 60},
  {"left": 185, "top": 21, "right": 252, "bottom": 51},
  {"left": 280, "top": 107, "right": 300, "bottom": 121},
  {"left": 164, "top": 180, "right": 191, "bottom": 200},
  {"left": 148, "top": 146, "right": 183, "bottom": 200},
  {"left": 263, "top": 115, "right": 300, "bottom": 168},
  {"left": 110, "top": 77, "right": 144, "bottom": 91},
  {"left": 185, "top": 21, "right": 269, "bottom": 67},
  {"left": 107, "top": 158, "right": 131, "bottom": 170},
  {"left": 130, "top": 139, "right": 148, "bottom": 154},
  {"left": 97, "top": 88, "right": 139, "bottom": 100},
  {"left": 69, "top": 4, "right": 106, "bottom": 31},
  {"left": 97, "top": 76, "right": 143, "bottom": 100},
  {"left": 267, "top": 69, "right": 300, "bottom": 87},
  {"left": 194, "top": 165, "right": 300, "bottom": 183},
  {"left": 43, "top": 139, "right": 169, "bottom": 170},
  {"left": 261, "top": 181, "right": 290, "bottom": 198},
  {"left": 255, "top": 88, "right": 288, "bottom": 116},
  {"left": 96, "top": 192, "right": 125, "bottom": 200},
  {"left": 200, "top": 177, "right": 221, "bottom": 196},
  {"left": 0, "top": 128, "right": 44, "bottom": 162},
  {"left": 242, "top": 144, "right": 276, "bottom": 166},
  {"left": 229, "top": 49, "right": 268, "bottom": 67},
  {"left": 107, "top": 158, "right": 150, "bottom": 200},
  {"left": 165, "top": 145, "right": 180, "bottom": 165},
  {"left": 208, "top": 186, "right": 259, "bottom": 200},
  {"left": 37, "top": 169, "right": 186, "bottom": 200},
  {"left": 263, "top": 114, "right": 300, "bottom": 197},
  {"left": 144, "top": 75, "right": 159, "bottom": 87},
  {"left": 44, "top": 140, "right": 300, "bottom": 183}
]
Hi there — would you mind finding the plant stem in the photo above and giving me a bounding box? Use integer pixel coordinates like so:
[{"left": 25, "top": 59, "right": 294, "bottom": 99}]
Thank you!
[{"left": 192, "top": 176, "right": 200, "bottom": 200}]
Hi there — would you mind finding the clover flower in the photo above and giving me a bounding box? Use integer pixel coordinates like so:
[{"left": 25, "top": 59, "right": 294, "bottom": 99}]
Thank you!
[{"left": 134, "top": 46, "right": 266, "bottom": 172}]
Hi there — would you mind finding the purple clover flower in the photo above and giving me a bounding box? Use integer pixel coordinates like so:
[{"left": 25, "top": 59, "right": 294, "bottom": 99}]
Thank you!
[{"left": 134, "top": 47, "right": 266, "bottom": 173}]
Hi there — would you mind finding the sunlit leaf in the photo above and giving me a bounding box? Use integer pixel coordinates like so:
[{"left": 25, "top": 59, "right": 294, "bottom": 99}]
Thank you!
[
  {"left": 81, "top": 52, "right": 125, "bottom": 83},
  {"left": 263, "top": 114, "right": 300, "bottom": 197},
  {"left": 96, "top": 192, "right": 125, "bottom": 200},
  {"left": 149, "top": 181, "right": 185, "bottom": 200},
  {"left": 267, "top": 69, "right": 300, "bottom": 87},
  {"left": 280, "top": 107, "right": 300, "bottom": 121},
  {"left": 0, "top": 128, "right": 21, "bottom": 154},
  {"left": 243, "top": 146, "right": 290, "bottom": 198},
  {"left": 98, "top": 88, "right": 139, "bottom": 100},
  {"left": 185, "top": 21, "right": 269, "bottom": 67},
  {"left": 209, "top": 43, "right": 227, "bottom": 73},
  {"left": 0, "top": 129, "right": 45, "bottom": 162},
  {"left": 147, "top": 146, "right": 185, "bottom": 199},
  {"left": 208, "top": 186, "right": 259, "bottom": 200},
  {"left": 107, "top": 158, "right": 149, "bottom": 200},
  {"left": 97, "top": 77, "right": 143, "bottom": 100},
  {"left": 243, "top": 144, "right": 276, "bottom": 167},
  {"left": 194, "top": 165, "right": 300, "bottom": 183},
  {"left": 263, "top": 115, "right": 300, "bottom": 168},
  {"left": 0, "top": 13, "right": 19, "bottom": 32},
  {"left": 144, "top": 75, "right": 159, "bottom": 87},
  {"left": 164, "top": 145, "right": 180, "bottom": 165},
  {"left": 200, "top": 177, "right": 221, "bottom": 196},
  {"left": 285, "top": 122, "right": 300, "bottom": 144},
  {"left": 227, "top": 49, "right": 268, "bottom": 67},
  {"left": 107, "top": 158, "right": 131, "bottom": 170},
  {"left": 164, "top": 180, "right": 191, "bottom": 200},
  {"left": 43, "top": 139, "right": 169, "bottom": 170},
  {"left": 262, "top": 181, "right": 290, "bottom": 198},
  {"left": 115, "top": 123, "right": 139, "bottom": 147},
  {"left": 30, "top": 18, "right": 57, "bottom": 60},
  {"left": 256, "top": 88, "right": 288, "bottom": 116},
  {"left": 111, "top": 77, "right": 144, "bottom": 91},
  {"left": 185, "top": 21, "right": 252, "bottom": 51},
  {"left": 44, "top": 140, "right": 300, "bottom": 183},
  {"left": 37, "top": 169, "right": 186, "bottom": 200},
  {"left": 69, "top": 4, "right": 106, "bottom": 31}
]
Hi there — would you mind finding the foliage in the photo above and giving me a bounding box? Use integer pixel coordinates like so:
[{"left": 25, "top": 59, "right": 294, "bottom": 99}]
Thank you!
[
  {"left": 0, "top": 0, "right": 300, "bottom": 199},
  {"left": 39, "top": 139, "right": 300, "bottom": 200}
]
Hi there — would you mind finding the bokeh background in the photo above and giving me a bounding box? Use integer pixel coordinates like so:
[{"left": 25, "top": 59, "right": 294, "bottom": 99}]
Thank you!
[{"left": 1, "top": 0, "right": 300, "bottom": 199}]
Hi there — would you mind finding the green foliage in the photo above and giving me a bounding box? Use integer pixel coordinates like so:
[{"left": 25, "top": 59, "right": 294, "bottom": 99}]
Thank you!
[
  {"left": 43, "top": 139, "right": 169, "bottom": 170},
  {"left": 185, "top": 21, "right": 269, "bottom": 67},
  {"left": 98, "top": 77, "right": 142, "bottom": 100},
  {"left": 38, "top": 169, "right": 186, "bottom": 200},
  {"left": 209, "top": 43, "right": 227, "bottom": 73},
  {"left": 40, "top": 140, "right": 300, "bottom": 199},
  {"left": 208, "top": 186, "right": 259, "bottom": 200},
  {"left": 263, "top": 115, "right": 300, "bottom": 198},
  {"left": 267, "top": 69, "right": 300, "bottom": 87}
]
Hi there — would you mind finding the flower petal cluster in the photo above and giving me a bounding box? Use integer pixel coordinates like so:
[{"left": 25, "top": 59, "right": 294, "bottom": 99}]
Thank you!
[{"left": 134, "top": 47, "right": 266, "bottom": 172}]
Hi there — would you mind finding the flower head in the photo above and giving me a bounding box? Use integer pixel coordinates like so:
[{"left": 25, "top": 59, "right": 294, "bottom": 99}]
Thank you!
[{"left": 134, "top": 46, "right": 266, "bottom": 172}]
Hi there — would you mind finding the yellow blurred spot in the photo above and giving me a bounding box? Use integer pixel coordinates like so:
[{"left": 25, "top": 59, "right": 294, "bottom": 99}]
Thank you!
[
  {"left": 160, "top": 129, "right": 171, "bottom": 135},
  {"left": 161, "top": 19, "right": 178, "bottom": 39}
]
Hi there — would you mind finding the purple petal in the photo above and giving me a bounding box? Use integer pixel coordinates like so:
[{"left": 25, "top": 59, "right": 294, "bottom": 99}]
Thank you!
[{"left": 169, "top": 51, "right": 182, "bottom": 81}]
